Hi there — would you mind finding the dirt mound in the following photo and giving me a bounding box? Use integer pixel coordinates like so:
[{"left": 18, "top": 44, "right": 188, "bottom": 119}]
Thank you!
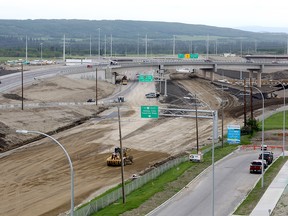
[
  {"left": 3, "top": 93, "right": 26, "bottom": 101},
  {"left": 0, "top": 122, "right": 13, "bottom": 151},
  {"left": 264, "top": 70, "right": 288, "bottom": 80}
]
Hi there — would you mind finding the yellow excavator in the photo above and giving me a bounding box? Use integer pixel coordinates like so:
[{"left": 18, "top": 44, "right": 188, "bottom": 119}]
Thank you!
[{"left": 106, "top": 147, "right": 133, "bottom": 166}]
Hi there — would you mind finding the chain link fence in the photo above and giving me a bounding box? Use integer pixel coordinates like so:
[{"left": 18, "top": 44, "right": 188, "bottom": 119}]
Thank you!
[
  {"left": 71, "top": 142, "right": 221, "bottom": 216},
  {"left": 72, "top": 156, "right": 187, "bottom": 216}
]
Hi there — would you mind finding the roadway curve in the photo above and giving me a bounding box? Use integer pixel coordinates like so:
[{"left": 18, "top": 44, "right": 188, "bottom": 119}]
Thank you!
[{"left": 147, "top": 149, "right": 282, "bottom": 216}]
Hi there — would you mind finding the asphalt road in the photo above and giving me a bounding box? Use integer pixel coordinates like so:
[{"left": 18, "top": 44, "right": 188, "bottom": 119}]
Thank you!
[
  {"left": 0, "top": 65, "right": 90, "bottom": 93},
  {"left": 147, "top": 149, "right": 282, "bottom": 216}
]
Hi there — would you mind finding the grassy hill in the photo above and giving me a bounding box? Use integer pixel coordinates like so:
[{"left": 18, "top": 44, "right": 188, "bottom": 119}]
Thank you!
[{"left": 0, "top": 19, "right": 287, "bottom": 58}]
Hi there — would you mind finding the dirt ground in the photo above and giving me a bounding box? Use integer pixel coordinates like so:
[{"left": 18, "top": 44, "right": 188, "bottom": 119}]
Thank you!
[{"left": 0, "top": 66, "right": 287, "bottom": 216}]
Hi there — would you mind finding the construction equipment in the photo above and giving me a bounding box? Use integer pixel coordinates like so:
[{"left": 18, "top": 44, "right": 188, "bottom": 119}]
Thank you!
[{"left": 106, "top": 147, "right": 133, "bottom": 166}]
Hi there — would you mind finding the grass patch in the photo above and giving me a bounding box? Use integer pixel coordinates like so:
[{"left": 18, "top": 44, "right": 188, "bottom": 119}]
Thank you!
[
  {"left": 90, "top": 144, "right": 239, "bottom": 216},
  {"left": 234, "top": 156, "right": 288, "bottom": 215},
  {"left": 262, "top": 111, "right": 288, "bottom": 130},
  {"left": 241, "top": 134, "right": 253, "bottom": 145}
]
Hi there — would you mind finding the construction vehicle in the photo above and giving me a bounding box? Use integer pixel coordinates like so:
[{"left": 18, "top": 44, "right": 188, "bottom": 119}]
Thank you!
[
  {"left": 106, "top": 147, "right": 133, "bottom": 166},
  {"left": 122, "top": 75, "right": 128, "bottom": 85}
]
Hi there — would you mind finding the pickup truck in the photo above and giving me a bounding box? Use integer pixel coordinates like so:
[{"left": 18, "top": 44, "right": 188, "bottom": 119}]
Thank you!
[
  {"left": 258, "top": 151, "right": 273, "bottom": 165},
  {"left": 250, "top": 160, "right": 267, "bottom": 174}
]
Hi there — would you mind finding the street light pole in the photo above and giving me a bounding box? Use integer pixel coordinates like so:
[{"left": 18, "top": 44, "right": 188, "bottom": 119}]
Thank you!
[
  {"left": 21, "top": 63, "right": 24, "bottom": 110},
  {"left": 40, "top": 43, "right": 43, "bottom": 66},
  {"left": 192, "top": 95, "right": 215, "bottom": 215},
  {"left": 249, "top": 86, "right": 265, "bottom": 187},
  {"left": 98, "top": 28, "right": 101, "bottom": 60},
  {"left": 282, "top": 83, "right": 286, "bottom": 158},
  {"left": 278, "top": 82, "right": 286, "bottom": 158},
  {"left": 96, "top": 67, "right": 98, "bottom": 106},
  {"left": 185, "top": 95, "right": 216, "bottom": 215},
  {"left": 16, "top": 130, "right": 74, "bottom": 216}
]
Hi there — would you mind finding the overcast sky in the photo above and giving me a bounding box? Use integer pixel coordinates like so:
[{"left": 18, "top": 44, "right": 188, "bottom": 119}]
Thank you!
[{"left": 1, "top": 0, "right": 288, "bottom": 29}]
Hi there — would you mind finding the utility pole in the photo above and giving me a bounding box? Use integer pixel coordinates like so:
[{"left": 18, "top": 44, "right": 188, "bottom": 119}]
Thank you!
[
  {"left": 195, "top": 94, "right": 199, "bottom": 153},
  {"left": 98, "top": 28, "right": 101, "bottom": 60},
  {"left": 250, "top": 77, "right": 254, "bottom": 120},
  {"left": 89, "top": 35, "right": 91, "bottom": 57},
  {"left": 110, "top": 34, "right": 113, "bottom": 57},
  {"left": 25, "top": 35, "right": 28, "bottom": 62},
  {"left": 95, "top": 68, "right": 98, "bottom": 106},
  {"left": 63, "top": 34, "right": 66, "bottom": 64},
  {"left": 117, "top": 106, "right": 126, "bottom": 204},
  {"left": 104, "top": 35, "right": 106, "bottom": 57},
  {"left": 243, "top": 79, "right": 247, "bottom": 126},
  {"left": 221, "top": 100, "right": 224, "bottom": 148},
  {"left": 21, "top": 63, "right": 24, "bottom": 110},
  {"left": 145, "top": 34, "right": 148, "bottom": 58},
  {"left": 173, "top": 35, "right": 175, "bottom": 56}
]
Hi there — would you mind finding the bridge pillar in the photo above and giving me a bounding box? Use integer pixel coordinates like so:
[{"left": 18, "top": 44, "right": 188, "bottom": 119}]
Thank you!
[
  {"left": 210, "top": 71, "right": 214, "bottom": 81},
  {"left": 210, "top": 64, "right": 217, "bottom": 82},
  {"left": 202, "top": 70, "right": 207, "bottom": 78},
  {"left": 256, "top": 72, "right": 262, "bottom": 87}
]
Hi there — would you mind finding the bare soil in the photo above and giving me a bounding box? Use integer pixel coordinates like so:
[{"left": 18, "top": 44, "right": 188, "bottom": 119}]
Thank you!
[{"left": 0, "top": 67, "right": 287, "bottom": 216}]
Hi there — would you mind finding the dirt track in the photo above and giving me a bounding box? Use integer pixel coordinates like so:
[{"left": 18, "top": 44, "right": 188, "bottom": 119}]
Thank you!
[{"left": 0, "top": 67, "right": 286, "bottom": 215}]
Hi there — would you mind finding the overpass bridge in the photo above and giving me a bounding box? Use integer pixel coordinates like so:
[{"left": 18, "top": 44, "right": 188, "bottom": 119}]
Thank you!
[{"left": 103, "top": 58, "right": 288, "bottom": 87}]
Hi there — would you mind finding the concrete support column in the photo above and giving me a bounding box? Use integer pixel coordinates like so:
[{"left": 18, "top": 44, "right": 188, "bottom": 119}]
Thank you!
[
  {"left": 210, "top": 71, "right": 214, "bottom": 81},
  {"left": 202, "top": 70, "right": 207, "bottom": 78},
  {"left": 257, "top": 72, "right": 262, "bottom": 87},
  {"left": 210, "top": 64, "right": 217, "bottom": 82}
]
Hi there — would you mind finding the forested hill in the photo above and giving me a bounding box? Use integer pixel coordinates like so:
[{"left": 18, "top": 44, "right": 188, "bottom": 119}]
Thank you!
[
  {"left": 0, "top": 19, "right": 287, "bottom": 57},
  {"left": 0, "top": 19, "right": 285, "bottom": 40}
]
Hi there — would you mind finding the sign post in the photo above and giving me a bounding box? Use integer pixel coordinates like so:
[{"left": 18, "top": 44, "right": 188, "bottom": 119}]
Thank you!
[
  {"left": 227, "top": 125, "right": 241, "bottom": 144},
  {"left": 141, "top": 106, "right": 159, "bottom": 118},
  {"left": 139, "top": 75, "right": 154, "bottom": 82}
]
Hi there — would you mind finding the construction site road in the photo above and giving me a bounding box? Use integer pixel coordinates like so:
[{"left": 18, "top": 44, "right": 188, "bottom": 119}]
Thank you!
[{"left": 0, "top": 65, "right": 286, "bottom": 216}]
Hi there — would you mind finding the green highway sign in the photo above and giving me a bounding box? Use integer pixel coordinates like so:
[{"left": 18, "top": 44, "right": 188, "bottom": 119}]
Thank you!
[
  {"left": 141, "top": 106, "right": 159, "bottom": 118},
  {"left": 139, "top": 74, "right": 154, "bottom": 82}
]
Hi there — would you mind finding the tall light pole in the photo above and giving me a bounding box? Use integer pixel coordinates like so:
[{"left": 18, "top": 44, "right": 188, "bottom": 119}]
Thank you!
[
  {"left": 206, "top": 35, "right": 209, "bottom": 60},
  {"left": 25, "top": 35, "right": 28, "bottom": 62},
  {"left": 40, "top": 43, "right": 43, "bottom": 66},
  {"left": 198, "top": 97, "right": 216, "bottom": 216},
  {"left": 110, "top": 34, "right": 113, "bottom": 58},
  {"left": 249, "top": 85, "right": 265, "bottom": 187},
  {"left": 16, "top": 130, "right": 74, "bottom": 216},
  {"left": 63, "top": 34, "right": 66, "bottom": 64},
  {"left": 89, "top": 35, "right": 92, "bottom": 57},
  {"left": 104, "top": 34, "right": 107, "bottom": 57},
  {"left": 173, "top": 35, "right": 176, "bottom": 56},
  {"left": 145, "top": 34, "right": 148, "bottom": 58},
  {"left": 98, "top": 28, "right": 101, "bottom": 60},
  {"left": 185, "top": 95, "right": 216, "bottom": 215},
  {"left": 137, "top": 33, "right": 140, "bottom": 56},
  {"left": 277, "top": 81, "right": 286, "bottom": 158}
]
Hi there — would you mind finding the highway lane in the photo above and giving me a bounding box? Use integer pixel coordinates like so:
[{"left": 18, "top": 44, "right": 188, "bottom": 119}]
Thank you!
[
  {"left": 147, "top": 149, "right": 282, "bottom": 216},
  {"left": 0, "top": 65, "right": 92, "bottom": 93}
]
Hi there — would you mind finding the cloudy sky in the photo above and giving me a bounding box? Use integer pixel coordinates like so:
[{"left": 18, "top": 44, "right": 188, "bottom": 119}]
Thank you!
[{"left": 1, "top": 0, "right": 288, "bottom": 29}]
